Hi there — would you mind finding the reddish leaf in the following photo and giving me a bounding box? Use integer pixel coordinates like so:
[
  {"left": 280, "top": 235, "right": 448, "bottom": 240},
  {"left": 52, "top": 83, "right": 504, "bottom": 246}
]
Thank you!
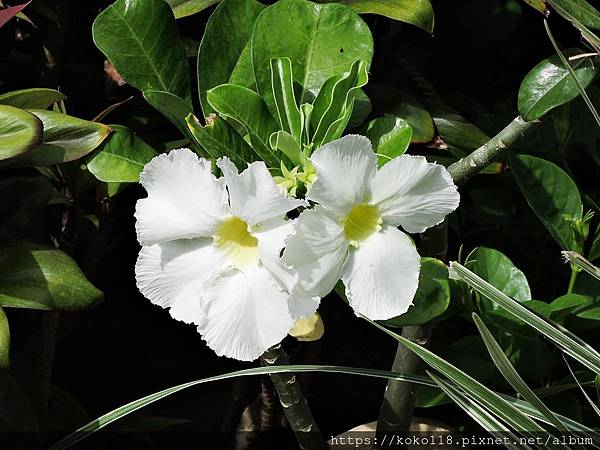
[{"left": 0, "top": 1, "right": 31, "bottom": 29}]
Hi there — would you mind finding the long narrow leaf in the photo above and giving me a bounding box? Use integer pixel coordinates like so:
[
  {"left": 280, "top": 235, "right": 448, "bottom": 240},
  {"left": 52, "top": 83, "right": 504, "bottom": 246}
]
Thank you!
[
  {"left": 450, "top": 262, "right": 600, "bottom": 374},
  {"left": 473, "top": 313, "right": 568, "bottom": 432},
  {"left": 428, "top": 372, "right": 530, "bottom": 450},
  {"left": 361, "top": 315, "right": 564, "bottom": 448},
  {"left": 563, "top": 251, "right": 600, "bottom": 281}
]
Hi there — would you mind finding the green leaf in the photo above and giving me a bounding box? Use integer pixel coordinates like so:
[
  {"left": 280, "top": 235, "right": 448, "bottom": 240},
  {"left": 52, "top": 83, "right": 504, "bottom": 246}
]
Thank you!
[
  {"left": 548, "top": 0, "right": 600, "bottom": 30},
  {"left": 165, "top": 0, "right": 220, "bottom": 18},
  {"left": 368, "top": 85, "right": 434, "bottom": 143},
  {"left": 186, "top": 113, "right": 256, "bottom": 168},
  {"left": 87, "top": 125, "right": 157, "bottom": 183},
  {"left": 466, "top": 247, "right": 531, "bottom": 301},
  {"left": 433, "top": 113, "right": 490, "bottom": 153},
  {"left": 519, "top": 0, "right": 549, "bottom": 14},
  {"left": 252, "top": 0, "right": 373, "bottom": 116},
  {"left": 321, "top": 0, "right": 434, "bottom": 32},
  {"left": 143, "top": 90, "right": 198, "bottom": 150},
  {"left": 0, "top": 373, "right": 40, "bottom": 445},
  {"left": 365, "top": 116, "right": 412, "bottom": 166},
  {"left": 197, "top": 0, "right": 265, "bottom": 116},
  {"left": 346, "top": 89, "right": 372, "bottom": 130},
  {"left": 473, "top": 313, "right": 568, "bottom": 432},
  {"left": 92, "top": 0, "right": 191, "bottom": 103},
  {"left": 0, "top": 88, "right": 66, "bottom": 109},
  {"left": 518, "top": 49, "right": 598, "bottom": 121},
  {"left": 6, "top": 110, "right": 112, "bottom": 167},
  {"left": 269, "top": 130, "right": 303, "bottom": 166},
  {"left": 510, "top": 154, "right": 583, "bottom": 251},
  {"left": 550, "top": 293, "right": 592, "bottom": 321},
  {"left": 365, "top": 318, "right": 557, "bottom": 440},
  {"left": 450, "top": 261, "right": 600, "bottom": 375},
  {"left": 206, "top": 84, "right": 279, "bottom": 166},
  {"left": 562, "top": 250, "right": 600, "bottom": 282},
  {"left": 0, "top": 176, "right": 53, "bottom": 240},
  {"left": 0, "top": 307, "right": 8, "bottom": 369},
  {"left": 0, "top": 105, "right": 43, "bottom": 161},
  {"left": 381, "top": 258, "right": 450, "bottom": 327},
  {"left": 0, "top": 241, "right": 103, "bottom": 311},
  {"left": 310, "top": 59, "right": 369, "bottom": 147},
  {"left": 428, "top": 373, "right": 528, "bottom": 450},
  {"left": 271, "top": 57, "right": 302, "bottom": 144}
]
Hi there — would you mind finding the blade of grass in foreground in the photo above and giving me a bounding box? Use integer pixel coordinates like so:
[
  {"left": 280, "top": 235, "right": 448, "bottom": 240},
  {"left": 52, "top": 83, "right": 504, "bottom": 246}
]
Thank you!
[
  {"left": 428, "top": 372, "right": 531, "bottom": 450},
  {"left": 450, "top": 262, "right": 600, "bottom": 374},
  {"left": 49, "top": 362, "right": 598, "bottom": 450},
  {"left": 361, "top": 316, "right": 567, "bottom": 450},
  {"left": 473, "top": 313, "right": 568, "bottom": 432},
  {"left": 562, "top": 251, "right": 600, "bottom": 282}
]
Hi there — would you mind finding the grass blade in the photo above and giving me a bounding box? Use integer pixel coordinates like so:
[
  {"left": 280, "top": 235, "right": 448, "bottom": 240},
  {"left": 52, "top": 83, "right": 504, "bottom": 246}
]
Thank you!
[
  {"left": 428, "top": 372, "right": 531, "bottom": 450},
  {"left": 562, "top": 251, "right": 600, "bottom": 281},
  {"left": 473, "top": 313, "right": 568, "bottom": 432},
  {"left": 450, "top": 262, "right": 600, "bottom": 374}
]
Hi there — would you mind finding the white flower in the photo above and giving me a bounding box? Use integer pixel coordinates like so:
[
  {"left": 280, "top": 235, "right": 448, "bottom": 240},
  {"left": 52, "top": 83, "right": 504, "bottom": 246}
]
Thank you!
[
  {"left": 134, "top": 148, "right": 306, "bottom": 361},
  {"left": 283, "top": 135, "right": 460, "bottom": 320}
]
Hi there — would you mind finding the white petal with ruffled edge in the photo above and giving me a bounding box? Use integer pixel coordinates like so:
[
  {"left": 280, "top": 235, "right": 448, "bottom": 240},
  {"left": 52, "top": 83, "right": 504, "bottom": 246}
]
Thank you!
[
  {"left": 135, "top": 239, "right": 227, "bottom": 324},
  {"left": 217, "top": 158, "right": 305, "bottom": 226},
  {"left": 135, "top": 149, "right": 230, "bottom": 246},
  {"left": 308, "top": 135, "right": 377, "bottom": 216},
  {"left": 371, "top": 155, "right": 459, "bottom": 234},
  {"left": 288, "top": 287, "right": 321, "bottom": 320},
  {"left": 283, "top": 206, "right": 348, "bottom": 298},
  {"left": 197, "top": 267, "right": 294, "bottom": 361},
  {"left": 341, "top": 226, "right": 420, "bottom": 320}
]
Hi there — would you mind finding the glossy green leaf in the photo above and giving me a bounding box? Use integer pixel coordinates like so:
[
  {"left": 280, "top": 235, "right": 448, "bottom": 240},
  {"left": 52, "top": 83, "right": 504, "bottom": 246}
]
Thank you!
[
  {"left": 186, "top": 113, "right": 256, "bottom": 168},
  {"left": 510, "top": 154, "right": 583, "bottom": 251},
  {"left": 310, "top": 59, "right": 369, "bottom": 147},
  {"left": 473, "top": 313, "right": 568, "bottom": 432},
  {"left": 450, "top": 261, "right": 600, "bottom": 375},
  {"left": 87, "top": 125, "right": 157, "bottom": 183},
  {"left": 93, "top": 0, "right": 191, "bottom": 103},
  {"left": 381, "top": 258, "right": 450, "bottom": 327},
  {"left": 7, "top": 110, "right": 112, "bottom": 167},
  {"left": 346, "top": 89, "right": 371, "bottom": 130},
  {"left": 368, "top": 85, "right": 434, "bottom": 143},
  {"left": 165, "top": 0, "right": 220, "bottom": 18},
  {"left": 197, "top": 0, "right": 265, "bottom": 116},
  {"left": 206, "top": 84, "right": 279, "bottom": 166},
  {"left": 550, "top": 293, "right": 592, "bottom": 321},
  {"left": 0, "top": 105, "right": 43, "bottom": 161},
  {"left": 365, "top": 116, "right": 412, "bottom": 166},
  {"left": 0, "top": 241, "right": 103, "bottom": 311},
  {"left": 143, "top": 90, "right": 197, "bottom": 150},
  {"left": 271, "top": 58, "right": 302, "bottom": 143},
  {"left": 0, "top": 176, "right": 53, "bottom": 240},
  {"left": 466, "top": 247, "right": 531, "bottom": 301},
  {"left": 321, "top": 0, "right": 434, "bottom": 32},
  {"left": 252, "top": 0, "right": 373, "bottom": 116},
  {"left": 0, "top": 307, "right": 8, "bottom": 369},
  {"left": 434, "top": 113, "right": 490, "bottom": 153},
  {"left": 518, "top": 49, "right": 598, "bottom": 121},
  {"left": 0, "top": 88, "right": 66, "bottom": 109},
  {"left": 269, "top": 130, "right": 303, "bottom": 166},
  {"left": 548, "top": 0, "right": 600, "bottom": 30}
]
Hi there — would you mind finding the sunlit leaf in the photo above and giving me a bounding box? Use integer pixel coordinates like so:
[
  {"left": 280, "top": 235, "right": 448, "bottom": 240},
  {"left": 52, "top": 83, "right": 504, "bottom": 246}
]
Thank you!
[
  {"left": 165, "top": 0, "right": 219, "bottom": 18},
  {"left": 0, "top": 307, "right": 8, "bottom": 369},
  {"left": 0, "top": 105, "right": 43, "bottom": 161},
  {"left": 0, "top": 241, "right": 103, "bottom": 311},
  {"left": 0, "top": 88, "right": 66, "bottom": 109}
]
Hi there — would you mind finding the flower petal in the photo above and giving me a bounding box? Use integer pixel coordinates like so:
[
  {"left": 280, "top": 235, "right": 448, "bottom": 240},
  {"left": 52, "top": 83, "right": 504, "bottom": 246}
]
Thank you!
[
  {"left": 135, "top": 148, "right": 230, "bottom": 246},
  {"left": 283, "top": 206, "right": 348, "bottom": 298},
  {"left": 197, "top": 267, "right": 294, "bottom": 361},
  {"left": 288, "top": 287, "right": 321, "bottom": 320},
  {"left": 308, "top": 135, "right": 377, "bottom": 216},
  {"left": 371, "top": 155, "right": 460, "bottom": 234},
  {"left": 217, "top": 158, "right": 305, "bottom": 226},
  {"left": 254, "top": 217, "right": 297, "bottom": 292},
  {"left": 135, "top": 239, "right": 226, "bottom": 324},
  {"left": 341, "top": 226, "right": 420, "bottom": 320}
]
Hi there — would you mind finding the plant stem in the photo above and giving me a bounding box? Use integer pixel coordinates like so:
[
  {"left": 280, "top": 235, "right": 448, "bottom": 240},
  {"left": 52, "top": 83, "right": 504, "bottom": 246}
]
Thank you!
[
  {"left": 567, "top": 265, "right": 579, "bottom": 294},
  {"left": 36, "top": 311, "right": 60, "bottom": 429},
  {"left": 260, "top": 345, "right": 328, "bottom": 450},
  {"left": 447, "top": 116, "right": 538, "bottom": 185}
]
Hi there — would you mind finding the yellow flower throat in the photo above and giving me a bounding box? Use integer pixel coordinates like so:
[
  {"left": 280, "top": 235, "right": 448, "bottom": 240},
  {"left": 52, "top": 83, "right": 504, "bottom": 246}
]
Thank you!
[
  {"left": 343, "top": 204, "right": 381, "bottom": 246},
  {"left": 214, "top": 217, "right": 258, "bottom": 268}
]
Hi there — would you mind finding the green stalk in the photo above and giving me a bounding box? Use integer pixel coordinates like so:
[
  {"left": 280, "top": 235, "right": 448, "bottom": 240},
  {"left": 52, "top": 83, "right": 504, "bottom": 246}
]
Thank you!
[
  {"left": 447, "top": 116, "right": 537, "bottom": 185},
  {"left": 567, "top": 266, "right": 579, "bottom": 294},
  {"left": 260, "top": 345, "right": 328, "bottom": 450}
]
